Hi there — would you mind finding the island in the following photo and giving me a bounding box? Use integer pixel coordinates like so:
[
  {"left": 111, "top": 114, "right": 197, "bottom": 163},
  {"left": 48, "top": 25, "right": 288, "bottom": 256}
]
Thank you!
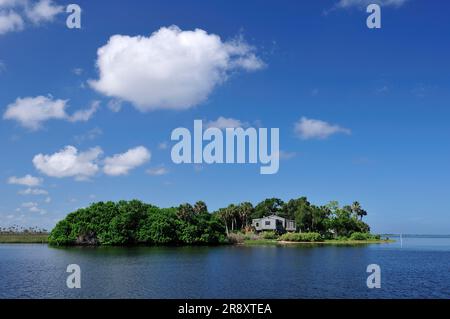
[{"left": 46, "top": 197, "right": 391, "bottom": 246}]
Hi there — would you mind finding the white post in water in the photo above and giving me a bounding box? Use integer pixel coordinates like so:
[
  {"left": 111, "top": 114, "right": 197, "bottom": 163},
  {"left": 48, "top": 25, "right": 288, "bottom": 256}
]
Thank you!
[{"left": 400, "top": 233, "right": 403, "bottom": 248}]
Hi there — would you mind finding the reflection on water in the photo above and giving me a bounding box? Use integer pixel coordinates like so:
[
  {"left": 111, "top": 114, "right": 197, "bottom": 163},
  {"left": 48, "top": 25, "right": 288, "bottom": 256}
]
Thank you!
[{"left": 0, "top": 238, "right": 449, "bottom": 299}]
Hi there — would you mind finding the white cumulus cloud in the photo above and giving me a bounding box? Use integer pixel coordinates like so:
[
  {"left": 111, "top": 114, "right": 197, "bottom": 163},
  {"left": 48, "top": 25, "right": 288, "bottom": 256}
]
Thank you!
[
  {"left": 3, "top": 95, "right": 99, "bottom": 130},
  {"left": 3, "top": 95, "right": 67, "bottom": 129},
  {"left": 33, "top": 145, "right": 103, "bottom": 180},
  {"left": 206, "top": 116, "right": 248, "bottom": 129},
  {"left": 103, "top": 146, "right": 151, "bottom": 176},
  {"left": 294, "top": 117, "right": 351, "bottom": 140},
  {"left": 8, "top": 174, "right": 42, "bottom": 186},
  {"left": 90, "top": 25, "right": 264, "bottom": 111}
]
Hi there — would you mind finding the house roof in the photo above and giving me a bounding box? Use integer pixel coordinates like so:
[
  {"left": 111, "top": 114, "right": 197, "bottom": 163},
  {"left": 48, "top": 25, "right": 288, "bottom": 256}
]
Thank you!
[{"left": 253, "top": 214, "right": 294, "bottom": 222}]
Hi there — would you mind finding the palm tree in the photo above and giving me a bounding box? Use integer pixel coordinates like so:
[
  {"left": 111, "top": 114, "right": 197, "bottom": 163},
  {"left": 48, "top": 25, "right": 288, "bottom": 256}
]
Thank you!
[
  {"left": 193, "top": 201, "right": 207, "bottom": 215},
  {"left": 238, "top": 202, "right": 254, "bottom": 230},
  {"left": 218, "top": 208, "right": 230, "bottom": 235},
  {"left": 351, "top": 201, "right": 367, "bottom": 220},
  {"left": 225, "top": 205, "right": 238, "bottom": 231},
  {"left": 177, "top": 203, "right": 194, "bottom": 221}
]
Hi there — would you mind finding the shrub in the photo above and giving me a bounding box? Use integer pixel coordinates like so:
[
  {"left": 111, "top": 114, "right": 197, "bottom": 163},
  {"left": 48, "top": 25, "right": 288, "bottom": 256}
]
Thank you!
[
  {"left": 243, "top": 232, "right": 259, "bottom": 241},
  {"left": 349, "top": 232, "right": 369, "bottom": 240},
  {"left": 227, "top": 232, "right": 245, "bottom": 244},
  {"left": 261, "top": 231, "right": 278, "bottom": 240},
  {"left": 349, "top": 232, "right": 381, "bottom": 241},
  {"left": 278, "top": 232, "right": 323, "bottom": 242}
]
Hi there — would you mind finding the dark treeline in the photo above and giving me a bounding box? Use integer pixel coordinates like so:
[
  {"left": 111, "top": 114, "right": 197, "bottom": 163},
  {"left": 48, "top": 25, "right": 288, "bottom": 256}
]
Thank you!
[
  {"left": 49, "top": 197, "right": 371, "bottom": 246},
  {"left": 0, "top": 226, "right": 48, "bottom": 234},
  {"left": 49, "top": 200, "right": 225, "bottom": 246}
]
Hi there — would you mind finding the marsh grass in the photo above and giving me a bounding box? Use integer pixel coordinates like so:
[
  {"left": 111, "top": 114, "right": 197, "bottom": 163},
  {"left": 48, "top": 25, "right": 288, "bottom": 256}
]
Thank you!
[{"left": 0, "top": 233, "right": 49, "bottom": 243}]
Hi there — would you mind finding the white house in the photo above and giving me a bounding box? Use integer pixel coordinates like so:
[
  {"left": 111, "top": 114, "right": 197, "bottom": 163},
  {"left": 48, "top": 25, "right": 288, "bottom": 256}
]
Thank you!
[{"left": 252, "top": 215, "right": 296, "bottom": 233}]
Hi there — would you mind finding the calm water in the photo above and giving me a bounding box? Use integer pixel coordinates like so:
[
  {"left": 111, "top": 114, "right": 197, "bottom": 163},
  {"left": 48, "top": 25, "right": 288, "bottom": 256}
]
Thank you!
[{"left": 0, "top": 237, "right": 449, "bottom": 299}]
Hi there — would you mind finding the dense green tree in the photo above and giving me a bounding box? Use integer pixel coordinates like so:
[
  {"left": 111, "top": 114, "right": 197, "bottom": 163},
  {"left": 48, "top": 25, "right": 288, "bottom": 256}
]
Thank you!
[
  {"left": 177, "top": 203, "right": 195, "bottom": 222},
  {"left": 137, "top": 207, "right": 178, "bottom": 244},
  {"left": 253, "top": 198, "right": 284, "bottom": 219},
  {"left": 328, "top": 202, "right": 370, "bottom": 237},
  {"left": 49, "top": 201, "right": 225, "bottom": 246}
]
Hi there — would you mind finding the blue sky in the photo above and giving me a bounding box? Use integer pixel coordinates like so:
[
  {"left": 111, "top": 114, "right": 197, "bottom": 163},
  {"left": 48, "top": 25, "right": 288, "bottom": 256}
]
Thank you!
[{"left": 1, "top": 0, "right": 449, "bottom": 233}]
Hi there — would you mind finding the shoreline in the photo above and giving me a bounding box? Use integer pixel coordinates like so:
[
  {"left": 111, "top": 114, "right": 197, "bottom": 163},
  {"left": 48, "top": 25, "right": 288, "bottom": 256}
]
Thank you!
[
  {"left": 0, "top": 233, "right": 394, "bottom": 246},
  {"left": 243, "top": 239, "right": 395, "bottom": 246}
]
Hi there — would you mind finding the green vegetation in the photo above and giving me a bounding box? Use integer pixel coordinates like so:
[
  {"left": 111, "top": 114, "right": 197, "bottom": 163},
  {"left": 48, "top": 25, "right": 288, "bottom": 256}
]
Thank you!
[
  {"left": 217, "top": 198, "right": 371, "bottom": 239},
  {"left": 261, "top": 231, "right": 278, "bottom": 240},
  {"left": 279, "top": 232, "right": 323, "bottom": 242},
  {"left": 47, "top": 197, "right": 382, "bottom": 246},
  {"left": 0, "top": 227, "right": 49, "bottom": 243},
  {"left": 49, "top": 200, "right": 226, "bottom": 246},
  {"left": 349, "top": 232, "right": 380, "bottom": 241},
  {"left": 0, "top": 233, "right": 48, "bottom": 243}
]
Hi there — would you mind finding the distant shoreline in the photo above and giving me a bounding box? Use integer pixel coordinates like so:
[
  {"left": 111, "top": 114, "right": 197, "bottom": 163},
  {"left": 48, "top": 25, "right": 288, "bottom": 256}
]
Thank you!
[
  {"left": 381, "top": 234, "right": 450, "bottom": 238},
  {"left": 0, "top": 233, "right": 48, "bottom": 244}
]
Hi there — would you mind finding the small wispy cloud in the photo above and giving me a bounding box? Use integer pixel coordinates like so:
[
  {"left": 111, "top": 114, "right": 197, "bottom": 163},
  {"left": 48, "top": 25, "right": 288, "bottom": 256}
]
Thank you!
[
  {"left": 0, "top": 60, "right": 6, "bottom": 73},
  {"left": 72, "top": 68, "right": 83, "bottom": 76},
  {"left": 74, "top": 127, "right": 103, "bottom": 144},
  {"left": 0, "top": 0, "right": 63, "bottom": 35},
  {"left": 18, "top": 188, "right": 48, "bottom": 196},
  {"left": 21, "top": 201, "right": 46, "bottom": 214},
  {"left": 158, "top": 142, "right": 168, "bottom": 150},
  {"left": 334, "top": 0, "right": 408, "bottom": 9},
  {"left": 278, "top": 151, "right": 297, "bottom": 160},
  {"left": 107, "top": 99, "right": 122, "bottom": 113},
  {"left": 324, "top": 0, "right": 408, "bottom": 14},
  {"left": 8, "top": 174, "right": 42, "bottom": 187},
  {"left": 294, "top": 117, "right": 351, "bottom": 140},
  {"left": 146, "top": 166, "right": 169, "bottom": 176}
]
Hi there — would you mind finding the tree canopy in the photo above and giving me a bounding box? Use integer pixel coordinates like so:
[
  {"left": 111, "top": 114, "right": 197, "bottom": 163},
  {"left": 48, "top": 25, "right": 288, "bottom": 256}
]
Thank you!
[
  {"left": 49, "top": 197, "right": 372, "bottom": 246},
  {"left": 49, "top": 200, "right": 226, "bottom": 246}
]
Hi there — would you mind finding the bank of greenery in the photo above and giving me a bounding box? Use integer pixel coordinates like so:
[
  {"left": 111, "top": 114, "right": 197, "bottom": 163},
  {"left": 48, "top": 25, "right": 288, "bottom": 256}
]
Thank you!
[
  {"left": 49, "top": 197, "right": 380, "bottom": 246},
  {"left": 278, "top": 232, "right": 323, "bottom": 242},
  {"left": 0, "top": 227, "right": 48, "bottom": 243},
  {"left": 49, "top": 200, "right": 226, "bottom": 246},
  {"left": 0, "top": 232, "right": 48, "bottom": 243}
]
